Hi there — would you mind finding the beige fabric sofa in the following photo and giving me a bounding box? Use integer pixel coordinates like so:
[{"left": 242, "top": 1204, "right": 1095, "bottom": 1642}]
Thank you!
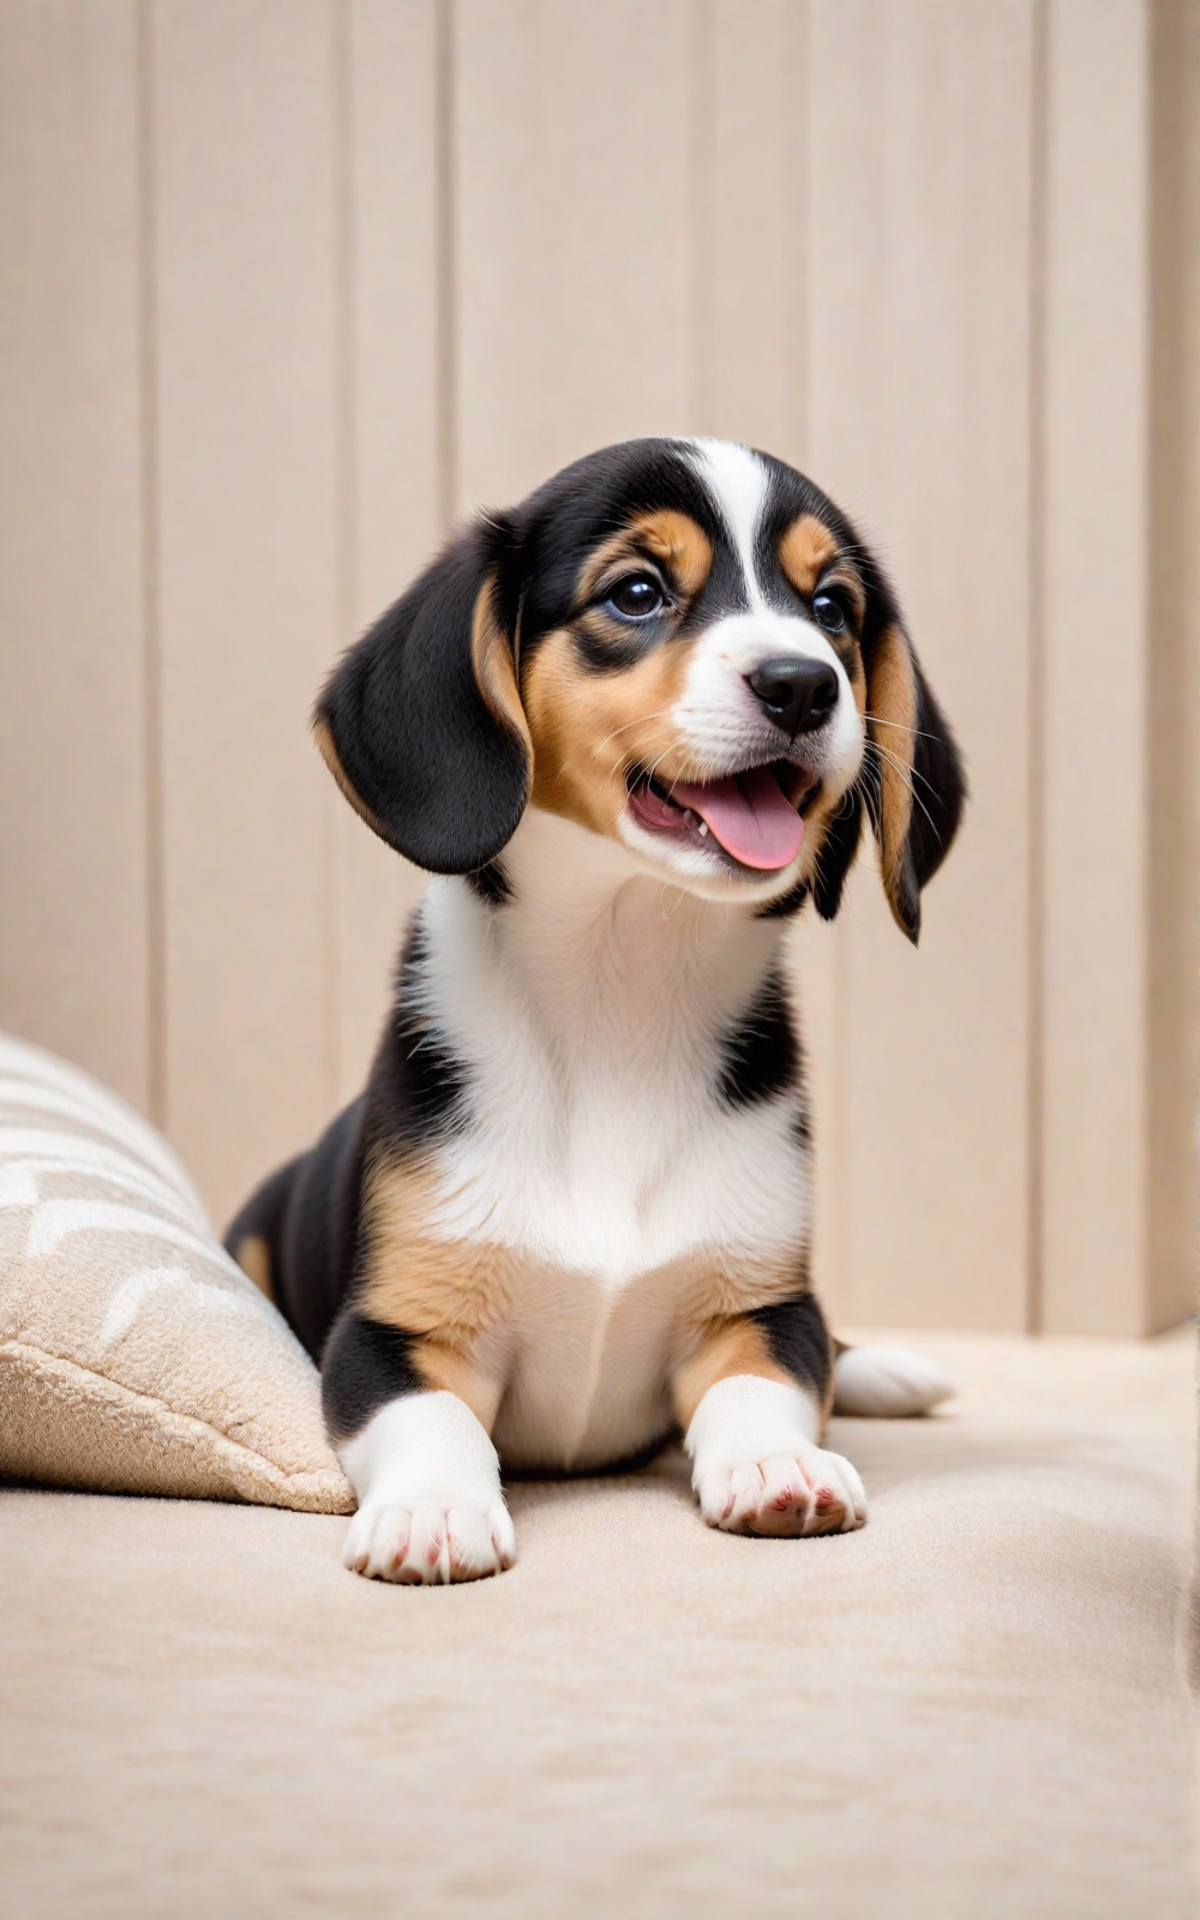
[{"left": 1, "top": 1327, "right": 1193, "bottom": 1918}]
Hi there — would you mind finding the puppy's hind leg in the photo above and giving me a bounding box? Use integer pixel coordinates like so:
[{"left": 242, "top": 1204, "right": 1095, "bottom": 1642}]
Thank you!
[
  {"left": 324, "top": 1310, "right": 515, "bottom": 1586},
  {"left": 831, "top": 1344, "right": 955, "bottom": 1417}
]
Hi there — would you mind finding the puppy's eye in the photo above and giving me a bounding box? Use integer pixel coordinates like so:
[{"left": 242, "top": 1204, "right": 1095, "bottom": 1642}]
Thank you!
[
  {"left": 606, "top": 574, "right": 664, "bottom": 620},
  {"left": 812, "top": 591, "right": 848, "bottom": 635}
]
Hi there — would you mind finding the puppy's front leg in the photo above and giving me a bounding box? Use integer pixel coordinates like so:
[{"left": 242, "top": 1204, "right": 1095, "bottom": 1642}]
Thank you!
[
  {"left": 323, "top": 1310, "right": 515, "bottom": 1585},
  {"left": 672, "top": 1294, "right": 866, "bottom": 1537}
]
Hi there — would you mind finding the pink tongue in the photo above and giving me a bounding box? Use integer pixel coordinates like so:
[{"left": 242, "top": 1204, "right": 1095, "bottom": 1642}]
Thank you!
[{"left": 670, "top": 765, "right": 804, "bottom": 870}]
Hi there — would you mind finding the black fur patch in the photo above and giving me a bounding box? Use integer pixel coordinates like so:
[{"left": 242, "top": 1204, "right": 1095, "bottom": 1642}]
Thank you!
[
  {"left": 716, "top": 971, "right": 798, "bottom": 1108},
  {"left": 812, "top": 788, "right": 865, "bottom": 922},
  {"left": 382, "top": 915, "right": 469, "bottom": 1146},
  {"left": 750, "top": 1290, "right": 832, "bottom": 1400},
  {"left": 221, "top": 915, "right": 469, "bottom": 1372},
  {"left": 894, "top": 668, "right": 966, "bottom": 938},
  {"left": 572, "top": 620, "right": 655, "bottom": 674},
  {"left": 757, "top": 878, "right": 809, "bottom": 920},
  {"left": 316, "top": 520, "right": 529, "bottom": 875},
  {"left": 321, "top": 1310, "right": 423, "bottom": 1439},
  {"left": 224, "top": 1099, "right": 366, "bottom": 1363},
  {"left": 465, "top": 860, "right": 512, "bottom": 906}
]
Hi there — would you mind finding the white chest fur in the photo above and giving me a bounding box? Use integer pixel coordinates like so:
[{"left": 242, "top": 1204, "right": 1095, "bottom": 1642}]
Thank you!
[{"left": 410, "top": 813, "right": 811, "bottom": 1468}]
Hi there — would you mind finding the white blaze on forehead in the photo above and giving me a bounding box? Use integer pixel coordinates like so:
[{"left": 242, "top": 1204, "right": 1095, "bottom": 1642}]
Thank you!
[
  {"left": 685, "top": 438, "right": 770, "bottom": 609},
  {"left": 674, "top": 436, "right": 866, "bottom": 801}
]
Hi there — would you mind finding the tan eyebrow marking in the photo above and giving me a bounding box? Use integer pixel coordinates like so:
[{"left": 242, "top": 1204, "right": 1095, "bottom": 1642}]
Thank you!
[
  {"left": 778, "top": 513, "right": 838, "bottom": 595},
  {"left": 578, "top": 509, "right": 713, "bottom": 605},
  {"left": 778, "top": 513, "right": 866, "bottom": 623}
]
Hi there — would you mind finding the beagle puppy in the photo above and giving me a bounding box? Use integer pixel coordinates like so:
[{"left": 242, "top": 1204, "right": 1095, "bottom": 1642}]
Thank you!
[{"left": 227, "top": 436, "right": 965, "bottom": 1585}]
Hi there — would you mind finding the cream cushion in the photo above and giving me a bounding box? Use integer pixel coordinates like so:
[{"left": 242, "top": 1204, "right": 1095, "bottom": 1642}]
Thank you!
[{"left": 0, "top": 1032, "right": 353, "bottom": 1512}]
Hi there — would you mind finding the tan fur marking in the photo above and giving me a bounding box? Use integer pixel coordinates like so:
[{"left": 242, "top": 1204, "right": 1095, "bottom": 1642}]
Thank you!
[
  {"left": 233, "top": 1234, "right": 273, "bottom": 1300},
  {"left": 361, "top": 1153, "right": 818, "bottom": 1449},
  {"left": 470, "top": 575, "right": 532, "bottom": 758},
  {"left": 681, "top": 1243, "right": 812, "bottom": 1325},
  {"left": 364, "top": 1148, "right": 805, "bottom": 1338},
  {"left": 314, "top": 715, "right": 392, "bottom": 844},
  {"left": 778, "top": 513, "right": 866, "bottom": 683},
  {"left": 867, "top": 622, "right": 918, "bottom": 912},
  {"left": 409, "top": 1336, "right": 505, "bottom": 1432},
  {"left": 778, "top": 513, "right": 839, "bottom": 598},
  {"left": 524, "top": 627, "right": 700, "bottom": 839},
  {"left": 670, "top": 1315, "right": 795, "bottom": 1431},
  {"left": 360, "top": 1155, "right": 518, "bottom": 1338},
  {"left": 579, "top": 509, "right": 713, "bottom": 605}
]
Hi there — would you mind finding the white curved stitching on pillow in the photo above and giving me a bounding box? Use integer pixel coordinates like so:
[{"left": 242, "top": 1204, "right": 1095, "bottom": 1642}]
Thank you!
[
  {"left": 0, "top": 1151, "right": 203, "bottom": 1225},
  {"left": 0, "top": 1035, "right": 204, "bottom": 1205},
  {"left": 25, "top": 1197, "right": 239, "bottom": 1266},
  {"left": 0, "top": 1077, "right": 200, "bottom": 1205},
  {"left": 97, "top": 1262, "right": 282, "bottom": 1351}
]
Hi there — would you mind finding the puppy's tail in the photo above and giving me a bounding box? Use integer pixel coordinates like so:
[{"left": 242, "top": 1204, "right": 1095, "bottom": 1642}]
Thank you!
[
  {"left": 832, "top": 1344, "right": 955, "bottom": 1417},
  {"left": 223, "top": 1155, "right": 304, "bottom": 1303}
]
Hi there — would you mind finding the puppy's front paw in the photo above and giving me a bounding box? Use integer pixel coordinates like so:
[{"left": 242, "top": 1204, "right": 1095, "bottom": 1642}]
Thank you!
[
  {"left": 343, "top": 1499, "right": 517, "bottom": 1584},
  {"left": 697, "top": 1446, "right": 866, "bottom": 1538}
]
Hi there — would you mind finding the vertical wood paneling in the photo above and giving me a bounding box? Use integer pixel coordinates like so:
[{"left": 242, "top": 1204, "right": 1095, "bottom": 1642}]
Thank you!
[
  {"left": 1040, "top": 0, "right": 1194, "bottom": 1334},
  {"left": 454, "top": 0, "right": 695, "bottom": 512},
  {"left": 0, "top": 1, "right": 151, "bottom": 1109},
  {"left": 808, "top": 1, "right": 1036, "bottom": 1329},
  {"left": 152, "top": 0, "right": 340, "bottom": 1226},
  {"left": 707, "top": 0, "right": 807, "bottom": 463},
  {"left": 1040, "top": 0, "right": 1147, "bottom": 1332},
  {"left": 334, "top": 0, "right": 440, "bottom": 1105},
  {"left": 1144, "top": 0, "right": 1196, "bottom": 1332}
]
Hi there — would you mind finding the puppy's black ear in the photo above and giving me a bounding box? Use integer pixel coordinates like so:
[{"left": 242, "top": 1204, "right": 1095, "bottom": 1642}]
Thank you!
[
  {"left": 315, "top": 518, "right": 531, "bottom": 874},
  {"left": 861, "top": 621, "right": 965, "bottom": 943}
]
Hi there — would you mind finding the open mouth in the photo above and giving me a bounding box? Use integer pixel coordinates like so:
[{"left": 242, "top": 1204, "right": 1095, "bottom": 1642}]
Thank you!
[{"left": 626, "top": 760, "right": 814, "bottom": 873}]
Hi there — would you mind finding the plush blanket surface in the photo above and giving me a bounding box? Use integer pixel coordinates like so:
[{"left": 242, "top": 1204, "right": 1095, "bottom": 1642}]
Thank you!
[{"left": 1, "top": 1328, "right": 1193, "bottom": 1919}]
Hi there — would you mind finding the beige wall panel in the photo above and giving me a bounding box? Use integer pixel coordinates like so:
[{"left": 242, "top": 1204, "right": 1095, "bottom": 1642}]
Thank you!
[
  {"left": 1039, "top": 0, "right": 1171, "bottom": 1333},
  {"left": 453, "top": 0, "right": 695, "bottom": 512},
  {"left": 808, "top": 2, "right": 1035, "bottom": 1329},
  {"left": 1040, "top": 0, "right": 1148, "bottom": 1331},
  {"left": 1144, "top": 0, "right": 1197, "bottom": 1331},
  {"left": 707, "top": 0, "right": 807, "bottom": 463},
  {"left": 152, "top": 0, "right": 340, "bottom": 1226},
  {"left": 333, "top": 0, "right": 439, "bottom": 1105},
  {"left": 0, "top": 1, "right": 151, "bottom": 1109}
]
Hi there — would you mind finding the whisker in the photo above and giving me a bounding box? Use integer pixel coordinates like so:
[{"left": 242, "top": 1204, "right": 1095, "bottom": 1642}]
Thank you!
[
  {"left": 601, "top": 708, "right": 676, "bottom": 742},
  {"left": 866, "top": 739, "right": 938, "bottom": 837},
  {"left": 863, "top": 709, "right": 941, "bottom": 746},
  {"left": 862, "top": 722, "right": 942, "bottom": 804},
  {"left": 589, "top": 707, "right": 677, "bottom": 765}
]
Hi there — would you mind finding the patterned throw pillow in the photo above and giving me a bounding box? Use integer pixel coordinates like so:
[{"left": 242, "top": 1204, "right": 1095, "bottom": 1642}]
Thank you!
[{"left": 0, "top": 1033, "right": 352, "bottom": 1512}]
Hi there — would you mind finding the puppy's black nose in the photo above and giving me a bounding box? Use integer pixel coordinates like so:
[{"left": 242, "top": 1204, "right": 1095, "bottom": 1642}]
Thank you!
[{"left": 746, "top": 657, "right": 840, "bottom": 735}]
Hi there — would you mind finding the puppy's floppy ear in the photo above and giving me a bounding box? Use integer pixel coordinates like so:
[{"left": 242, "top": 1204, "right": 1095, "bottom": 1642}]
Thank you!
[
  {"left": 315, "top": 517, "right": 531, "bottom": 874},
  {"left": 812, "top": 616, "right": 964, "bottom": 941},
  {"left": 861, "top": 620, "right": 965, "bottom": 943}
]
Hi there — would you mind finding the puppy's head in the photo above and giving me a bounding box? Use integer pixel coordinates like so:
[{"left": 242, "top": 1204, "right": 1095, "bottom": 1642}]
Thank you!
[{"left": 317, "top": 438, "right": 964, "bottom": 939}]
